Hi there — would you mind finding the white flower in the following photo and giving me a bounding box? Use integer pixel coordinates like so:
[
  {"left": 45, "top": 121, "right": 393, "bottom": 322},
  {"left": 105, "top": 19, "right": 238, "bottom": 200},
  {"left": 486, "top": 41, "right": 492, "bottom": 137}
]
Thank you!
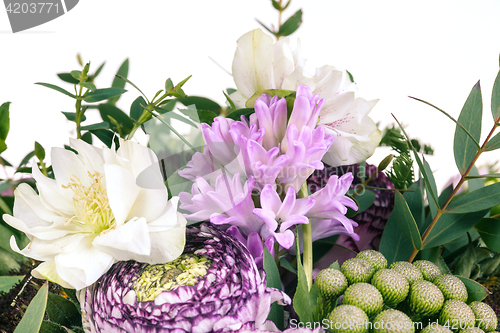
[
  {"left": 230, "top": 28, "right": 381, "bottom": 166},
  {"left": 3, "top": 138, "right": 186, "bottom": 290}
]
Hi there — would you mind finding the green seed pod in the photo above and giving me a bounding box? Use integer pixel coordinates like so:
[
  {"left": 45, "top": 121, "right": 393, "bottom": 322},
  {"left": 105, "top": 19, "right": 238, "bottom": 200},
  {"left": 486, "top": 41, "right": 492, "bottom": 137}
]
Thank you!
[
  {"left": 341, "top": 282, "right": 384, "bottom": 317},
  {"left": 458, "top": 328, "right": 485, "bottom": 333},
  {"left": 371, "top": 269, "right": 409, "bottom": 307},
  {"left": 389, "top": 261, "right": 423, "bottom": 285},
  {"left": 372, "top": 309, "right": 415, "bottom": 333},
  {"left": 341, "top": 258, "right": 375, "bottom": 284},
  {"left": 356, "top": 250, "right": 388, "bottom": 272},
  {"left": 327, "top": 304, "right": 369, "bottom": 333},
  {"left": 413, "top": 260, "right": 442, "bottom": 282},
  {"left": 433, "top": 275, "right": 468, "bottom": 302},
  {"left": 409, "top": 280, "right": 444, "bottom": 316},
  {"left": 439, "top": 300, "right": 476, "bottom": 332},
  {"left": 420, "top": 323, "right": 453, "bottom": 333},
  {"left": 315, "top": 268, "right": 348, "bottom": 300},
  {"left": 469, "top": 301, "right": 498, "bottom": 332}
]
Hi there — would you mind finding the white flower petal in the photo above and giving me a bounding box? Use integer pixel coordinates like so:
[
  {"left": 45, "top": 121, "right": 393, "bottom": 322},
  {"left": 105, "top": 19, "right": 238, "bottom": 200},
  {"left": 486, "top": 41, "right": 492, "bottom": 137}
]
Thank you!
[
  {"left": 312, "top": 66, "right": 343, "bottom": 98},
  {"left": 10, "top": 233, "right": 86, "bottom": 261},
  {"left": 318, "top": 92, "right": 355, "bottom": 124},
  {"left": 232, "top": 29, "right": 275, "bottom": 99},
  {"left": 104, "top": 164, "right": 141, "bottom": 227},
  {"left": 51, "top": 147, "right": 92, "bottom": 189},
  {"left": 281, "top": 67, "right": 316, "bottom": 91},
  {"left": 32, "top": 165, "right": 74, "bottom": 216},
  {"left": 55, "top": 237, "right": 115, "bottom": 290},
  {"left": 228, "top": 90, "right": 249, "bottom": 110},
  {"left": 141, "top": 220, "right": 186, "bottom": 264},
  {"left": 92, "top": 217, "right": 151, "bottom": 261},
  {"left": 146, "top": 197, "right": 187, "bottom": 231},
  {"left": 273, "top": 37, "right": 295, "bottom": 89},
  {"left": 68, "top": 138, "right": 104, "bottom": 175},
  {"left": 32, "top": 261, "right": 74, "bottom": 289}
]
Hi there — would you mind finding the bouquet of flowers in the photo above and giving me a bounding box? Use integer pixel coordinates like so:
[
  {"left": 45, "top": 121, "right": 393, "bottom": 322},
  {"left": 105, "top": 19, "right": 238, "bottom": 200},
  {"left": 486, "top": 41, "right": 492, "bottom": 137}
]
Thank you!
[{"left": 1, "top": 2, "right": 500, "bottom": 332}]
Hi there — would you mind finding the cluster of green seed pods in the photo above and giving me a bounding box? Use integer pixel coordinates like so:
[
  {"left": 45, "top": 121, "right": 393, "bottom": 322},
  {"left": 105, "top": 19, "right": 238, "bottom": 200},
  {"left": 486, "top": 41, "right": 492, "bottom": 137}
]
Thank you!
[{"left": 315, "top": 250, "right": 498, "bottom": 333}]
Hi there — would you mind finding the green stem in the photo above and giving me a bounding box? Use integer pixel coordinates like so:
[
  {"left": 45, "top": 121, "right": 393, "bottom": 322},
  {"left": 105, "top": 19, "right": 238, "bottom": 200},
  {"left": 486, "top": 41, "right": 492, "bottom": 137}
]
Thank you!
[
  {"left": 75, "top": 85, "right": 84, "bottom": 139},
  {"left": 408, "top": 122, "right": 499, "bottom": 262},
  {"left": 299, "top": 182, "right": 313, "bottom": 290}
]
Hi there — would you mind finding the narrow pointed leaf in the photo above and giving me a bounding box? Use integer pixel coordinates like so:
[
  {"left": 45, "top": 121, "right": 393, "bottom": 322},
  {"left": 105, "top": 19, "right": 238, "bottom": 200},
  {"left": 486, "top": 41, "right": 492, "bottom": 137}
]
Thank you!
[
  {"left": 35, "top": 83, "right": 76, "bottom": 98},
  {"left": 467, "top": 165, "right": 484, "bottom": 192},
  {"left": 176, "top": 96, "right": 222, "bottom": 114},
  {"left": 255, "top": 19, "right": 276, "bottom": 35},
  {"left": 491, "top": 69, "right": 500, "bottom": 121},
  {"left": 109, "top": 59, "right": 129, "bottom": 104},
  {"left": 62, "top": 112, "right": 86, "bottom": 122},
  {"left": 485, "top": 132, "right": 500, "bottom": 151},
  {"left": 446, "top": 182, "right": 500, "bottom": 214},
  {"left": 80, "top": 82, "right": 96, "bottom": 92},
  {"left": 0, "top": 102, "right": 10, "bottom": 141},
  {"left": 263, "top": 247, "right": 284, "bottom": 330},
  {"left": 453, "top": 81, "right": 482, "bottom": 174},
  {"left": 79, "top": 122, "right": 110, "bottom": 131},
  {"left": 394, "top": 191, "right": 423, "bottom": 250},
  {"left": 84, "top": 88, "right": 126, "bottom": 103},
  {"left": 277, "top": 9, "right": 303, "bottom": 37},
  {"left": 57, "top": 73, "right": 79, "bottom": 84},
  {"left": 14, "top": 280, "right": 48, "bottom": 333},
  {"left": 456, "top": 276, "right": 490, "bottom": 303},
  {"left": 423, "top": 209, "right": 489, "bottom": 248},
  {"left": 88, "top": 62, "right": 105, "bottom": 81},
  {"left": 465, "top": 173, "right": 500, "bottom": 179},
  {"left": 474, "top": 218, "right": 500, "bottom": 252},
  {"left": 424, "top": 159, "right": 439, "bottom": 218},
  {"left": 280, "top": 257, "right": 297, "bottom": 274}
]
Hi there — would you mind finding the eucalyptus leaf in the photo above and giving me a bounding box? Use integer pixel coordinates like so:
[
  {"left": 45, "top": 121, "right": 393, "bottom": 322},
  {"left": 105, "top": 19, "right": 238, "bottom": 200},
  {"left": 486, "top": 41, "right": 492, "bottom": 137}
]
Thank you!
[
  {"left": 277, "top": 9, "right": 302, "bottom": 37},
  {"left": 81, "top": 131, "right": 93, "bottom": 145},
  {"left": 14, "top": 280, "right": 48, "bottom": 333},
  {"left": 263, "top": 247, "right": 284, "bottom": 330},
  {"left": 226, "top": 108, "right": 255, "bottom": 120},
  {"left": 35, "top": 83, "right": 76, "bottom": 98},
  {"left": 89, "top": 129, "right": 115, "bottom": 148},
  {"left": 88, "top": 62, "right": 105, "bottom": 82},
  {"left": 61, "top": 112, "right": 86, "bottom": 122},
  {"left": 453, "top": 81, "right": 482, "bottom": 174},
  {"left": 423, "top": 209, "right": 489, "bottom": 248},
  {"left": 176, "top": 96, "right": 222, "bottom": 114},
  {"left": 46, "top": 292, "right": 82, "bottom": 328},
  {"left": 34, "top": 141, "right": 45, "bottom": 161},
  {"left": 455, "top": 276, "right": 490, "bottom": 303},
  {"left": 80, "top": 82, "right": 96, "bottom": 92},
  {"left": 446, "top": 182, "right": 500, "bottom": 214},
  {"left": 196, "top": 110, "right": 217, "bottom": 125},
  {"left": 454, "top": 242, "right": 476, "bottom": 278},
  {"left": 98, "top": 104, "right": 134, "bottom": 134},
  {"left": 57, "top": 73, "right": 79, "bottom": 84},
  {"left": 491, "top": 68, "right": 500, "bottom": 122},
  {"left": 474, "top": 218, "right": 500, "bottom": 252},
  {"left": 84, "top": 88, "right": 126, "bottom": 103},
  {"left": 39, "top": 321, "right": 67, "bottom": 333},
  {"left": 347, "top": 190, "right": 375, "bottom": 217},
  {"left": 255, "top": 19, "right": 276, "bottom": 36},
  {"left": 467, "top": 165, "right": 484, "bottom": 192},
  {"left": 0, "top": 275, "right": 23, "bottom": 293},
  {"left": 393, "top": 191, "right": 423, "bottom": 250},
  {"left": 280, "top": 257, "right": 297, "bottom": 274},
  {"left": 111, "top": 59, "right": 129, "bottom": 90},
  {"left": 130, "top": 96, "right": 147, "bottom": 121},
  {"left": 245, "top": 89, "right": 294, "bottom": 108},
  {"left": 485, "top": 132, "right": 500, "bottom": 151},
  {"left": 70, "top": 70, "right": 82, "bottom": 81},
  {"left": 79, "top": 122, "right": 110, "bottom": 131},
  {"left": 0, "top": 102, "right": 11, "bottom": 142}
]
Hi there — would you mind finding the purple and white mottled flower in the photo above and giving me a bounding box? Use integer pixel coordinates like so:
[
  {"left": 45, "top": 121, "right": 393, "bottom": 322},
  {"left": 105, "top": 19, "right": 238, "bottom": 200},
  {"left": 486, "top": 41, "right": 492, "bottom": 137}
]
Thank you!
[
  {"left": 253, "top": 185, "right": 315, "bottom": 249},
  {"left": 79, "top": 224, "right": 290, "bottom": 333}
]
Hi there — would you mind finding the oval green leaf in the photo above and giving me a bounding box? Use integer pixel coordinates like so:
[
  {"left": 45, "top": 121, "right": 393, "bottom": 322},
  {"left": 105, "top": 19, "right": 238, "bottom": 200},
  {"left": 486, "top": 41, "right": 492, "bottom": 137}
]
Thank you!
[
  {"left": 57, "top": 73, "right": 79, "bottom": 84},
  {"left": 14, "top": 280, "right": 48, "bottom": 333},
  {"left": 485, "top": 132, "right": 500, "bottom": 151},
  {"left": 98, "top": 104, "right": 134, "bottom": 133},
  {"left": 455, "top": 276, "right": 490, "bottom": 303},
  {"left": 79, "top": 122, "right": 110, "bottom": 131},
  {"left": 0, "top": 275, "right": 23, "bottom": 293},
  {"left": 474, "top": 218, "right": 500, "bottom": 252},
  {"left": 453, "top": 81, "right": 482, "bottom": 175},
  {"left": 177, "top": 96, "right": 222, "bottom": 114},
  {"left": 446, "top": 182, "right": 500, "bottom": 214},
  {"left": 46, "top": 292, "right": 82, "bottom": 328},
  {"left": 0, "top": 102, "right": 11, "bottom": 142},
  {"left": 277, "top": 9, "right": 303, "bottom": 37},
  {"left": 84, "top": 88, "right": 126, "bottom": 103},
  {"left": 491, "top": 68, "right": 500, "bottom": 122}
]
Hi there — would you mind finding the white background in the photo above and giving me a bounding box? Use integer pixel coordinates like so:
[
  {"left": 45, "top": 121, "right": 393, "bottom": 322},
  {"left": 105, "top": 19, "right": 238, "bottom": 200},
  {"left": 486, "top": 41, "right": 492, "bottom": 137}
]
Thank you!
[{"left": 1, "top": 0, "right": 500, "bottom": 189}]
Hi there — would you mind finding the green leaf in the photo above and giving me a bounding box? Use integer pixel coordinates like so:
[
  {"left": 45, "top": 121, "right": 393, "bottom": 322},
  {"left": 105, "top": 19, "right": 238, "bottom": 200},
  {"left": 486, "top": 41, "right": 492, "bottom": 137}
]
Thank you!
[
  {"left": 347, "top": 190, "right": 375, "bottom": 217},
  {"left": 446, "top": 182, "right": 500, "bottom": 214},
  {"left": 436, "top": 257, "right": 452, "bottom": 274},
  {"left": 280, "top": 257, "right": 297, "bottom": 274},
  {"left": 255, "top": 19, "right": 276, "bottom": 35},
  {"left": 165, "top": 78, "right": 174, "bottom": 91},
  {"left": 84, "top": 88, "right": 126, "bottom": 103},
  {"left": 485, "top": 132, "right": 500, "bottom": 151},
  {"left": 70, "top": 70, "right": 82, "bottom": 81},
  {"left": 271, "top": 0, "right": 281, "bottom": 10},
  {"left": 456, "top": 276, "right": 490, "bottom": 303},
  {"left": 423, "top": 159, "right": 439, "bottom": 218},
  {"left": 88, "top": 62, "right": 105, "bottom": 82},
  {"left": 467, "top": 165, "right": 484, "bottom": 192},
  {"left": 465, "top": 173, "right": 500, "bottom": 179},
  {"left": 81, "top": 131, "right": 93, "bottom": 144},
  {"left": 474, "top": 218, "right": 500, "bottom": 252},
  {"left": 57, "top": 73, "right": 79, "bottom": 84},
  {"left": 80, "top": 82, "right": 96, "bottom": 92},
  {"left": 454, "top": 241, "right": 476, "bottom": 278},
  {"left": 379, "top": 182, "right": 421, "bottom": 265},
  {"left": 176, "top": 96, "right": 222, "bottom": 114},
  {"left": 328, "top": 261, "right": 341, "bottom": 270},
  {"left": 312, "top": 235, "right": 339, "bottom": 264},
  {"left": 263, "top": 247, "right": 284, "bottom": 330},
  {"left": 226, "top": 108, "right": 255, "bottom": 120},
  {"left": 39, "top": 321, "right": 67, "bottom": 333},
  {"left": 245, "top": 89, "right": 294, "bottom": 108},
  {"left": 18, "top": 151, "right": 34, "bottom": 167},
  {"left": 89, "top": 129, "right": 115, "bottom": 148},
  {"left": 130, "top": 96, "right": 147, "bottom": 121},
  {"left": 423, "top": 209, "right": 490, "bottom": 248},
  {"left": 0, "top": 275, "right": 23, "bottom": 293},
  {"left": 79, "top": 122, "right": 110, "bottom": 131},
  {"left": 277, "top": 9, "right": 303, "bottom": 37},
  {"left": 453, "top": 81, "right": 482, "bottom": 174},
  {"left": 46, "top": 292, "right": 82, "bottom": 328},
  {"left": 61, "top": 112, "right": 86, "bottom": 122},
  {"left": 35, "top": 83, "right": 76, "bottom": 98},
  {"left": 416, "top": 247, "right": 440, "bottom": 263},
  {"left": 109, "top": 59, "right": 129, "bottom": 104},
  {"left": 14, "top": 280, "right": 48, "bottom": 333},
  {"left": 393, "top": 191, "right": 423, "bottom": 250},
  {"left": 0, "top": 102, "right": 10, "bottom": 142},
  {"left": 196, "top": 110, "right": 217, "bottom": 125},
  {"left": 34, "top": 141, "right": 45, "bottom": 161},
  {"left": 98, "top": 104, "right": 134, "bottom": 133},
  {"left": 491, "top": 68, "right": 500, "bottom": 122}
]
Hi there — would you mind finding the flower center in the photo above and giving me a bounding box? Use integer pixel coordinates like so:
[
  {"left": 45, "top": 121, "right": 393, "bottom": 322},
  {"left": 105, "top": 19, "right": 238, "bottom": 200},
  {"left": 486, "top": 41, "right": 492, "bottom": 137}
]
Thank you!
[
  {"left": 133, "top": 254, "right": 212, "bottom": 302},
  {"left": 62, "top": 171, "right": 115, "bottom": 234}
]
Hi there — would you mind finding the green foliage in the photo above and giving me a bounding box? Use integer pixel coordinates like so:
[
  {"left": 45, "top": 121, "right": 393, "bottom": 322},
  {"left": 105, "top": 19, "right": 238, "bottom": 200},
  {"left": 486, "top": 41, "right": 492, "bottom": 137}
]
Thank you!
[
  {"left": 46, "top": 292, "right": 82, "bottom": 328},
  {"left": 293, "top": 232, "right": 318, "bottom": 324},
  {"left": 0, "top": 275, "right": 23, "bottom": 293},
  {"left": 14, "top": 281, "right": 48, "bottom": 333},
  {"left": 108, "top": 59, "right": 129, "bottom": 105},
  {"left": 35, "top": 82, "right": 76, "bottom": 98},
  {"left": 277, "top": 9, "right": 302, "bottom": 37},
  {"left": 263, "top": 248, "right": 284, "bottom": 330},
  {"left": 393, "top": 191, "right": 422, "bottom": 250},
  {"left": 453, "top": 81, "right": 482, "bottom": 174},
  {"left": 0, "top": 102, "right": 10, "bottom": 154},
  {"left": 474, "top": 218, "right": 500, "bottom": 252},
  {"left": 456, "top": 276, "right": 490, "bottom": 303},
  {"left": 491, "top": 68, "right": 500, "bottom": 122},
  {"left": 84, "top": 88, "right": 127, "bottom": 103}
]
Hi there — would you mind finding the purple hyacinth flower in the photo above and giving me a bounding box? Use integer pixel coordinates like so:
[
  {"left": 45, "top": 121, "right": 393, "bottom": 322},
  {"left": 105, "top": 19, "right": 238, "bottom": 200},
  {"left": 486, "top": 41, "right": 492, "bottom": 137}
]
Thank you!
[
  {"left": 226, "top": 226, "right": 274, "bottom": 269},
  {"left": 287, "top": 85, "right": 324, "bottom": 134},
  {"left": 253, "top": 185, "right": 315, "bottom": 249},
  {"left": 254, "top": 93, "right": 287, "bottom": 150},
  {"left": 80, "top": 224, "right": 290, "bottom": 332}
]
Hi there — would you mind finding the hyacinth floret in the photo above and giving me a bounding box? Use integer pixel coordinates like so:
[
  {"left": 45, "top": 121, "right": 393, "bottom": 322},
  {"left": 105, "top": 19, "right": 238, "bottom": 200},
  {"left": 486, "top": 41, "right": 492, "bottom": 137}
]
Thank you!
[{"left": 80, "top": 224, "right": 290, "bottom": 333}]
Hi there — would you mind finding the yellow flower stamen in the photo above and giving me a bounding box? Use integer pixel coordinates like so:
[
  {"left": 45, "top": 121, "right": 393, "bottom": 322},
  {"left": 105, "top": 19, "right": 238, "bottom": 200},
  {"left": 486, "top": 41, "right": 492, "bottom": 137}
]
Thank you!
[{"left": 62, "top": 171, "right": 115, "bottom": 235}]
